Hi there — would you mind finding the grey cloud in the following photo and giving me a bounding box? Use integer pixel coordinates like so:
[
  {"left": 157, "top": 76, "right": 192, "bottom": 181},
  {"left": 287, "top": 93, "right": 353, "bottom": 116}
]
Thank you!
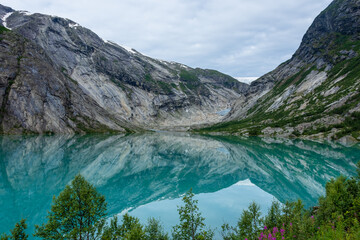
[{"left": 2, "top": 0, "right": 333, "bottom": 77}]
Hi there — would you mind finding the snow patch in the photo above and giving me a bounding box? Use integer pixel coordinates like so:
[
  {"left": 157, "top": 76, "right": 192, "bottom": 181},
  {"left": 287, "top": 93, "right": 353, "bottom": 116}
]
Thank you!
[
  {"left": 122, "top": 45, "right": 136, "bottom": 54},
  {"left": 235, "top": 77, "right": 258, "bottom": 84},
  {"left": 179, "top": 64, "right": 189, "bottom": 69},
  {"left": 19, "top": 10, "right": 33, "bottom": 16},
  {"left": 69, "top": 22, "right": 80, "bottom": 28},
  {"left": 170, "top": 62, "right": 189, "bottom": 69},
  {"left": 158, "top": 59, "right": 169, "bottom": 65},
  {"left": 105, "top": 40, "right": 136, "bottom": 54},
  {"left": 1, "top": 11, "right": 14, "bottom": 30}
]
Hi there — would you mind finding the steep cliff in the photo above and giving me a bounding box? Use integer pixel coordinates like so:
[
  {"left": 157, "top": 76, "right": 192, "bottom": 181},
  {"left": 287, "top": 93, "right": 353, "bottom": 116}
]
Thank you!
[
  {"left": 201, "top": 0, "right": 360, "bottom": 141},
  {"left": 0, "top": 4, "right": 248, "bottom": 133}
]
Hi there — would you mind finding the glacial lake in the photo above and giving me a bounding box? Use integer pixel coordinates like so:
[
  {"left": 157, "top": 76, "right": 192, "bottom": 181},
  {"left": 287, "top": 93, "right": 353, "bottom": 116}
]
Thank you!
[{"left": 0, "top": 133, "right": 359, "bottom": 238}]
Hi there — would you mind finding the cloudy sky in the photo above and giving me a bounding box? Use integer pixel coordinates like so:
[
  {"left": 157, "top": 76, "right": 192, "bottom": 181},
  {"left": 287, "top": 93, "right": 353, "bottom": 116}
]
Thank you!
[{"left": 2, "top": 0, "right": 333, "bottom": 79}]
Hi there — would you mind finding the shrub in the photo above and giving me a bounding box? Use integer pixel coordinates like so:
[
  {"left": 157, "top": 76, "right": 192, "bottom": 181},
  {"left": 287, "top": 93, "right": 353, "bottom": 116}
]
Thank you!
[{"left": 0, "top": 219, "right": 28, "bottom": 240}]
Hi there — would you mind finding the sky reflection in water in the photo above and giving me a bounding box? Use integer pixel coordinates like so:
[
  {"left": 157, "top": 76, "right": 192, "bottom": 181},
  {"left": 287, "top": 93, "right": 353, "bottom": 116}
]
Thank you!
[{"left": 0, "top": 133, "right": 359, "bottom": 238}]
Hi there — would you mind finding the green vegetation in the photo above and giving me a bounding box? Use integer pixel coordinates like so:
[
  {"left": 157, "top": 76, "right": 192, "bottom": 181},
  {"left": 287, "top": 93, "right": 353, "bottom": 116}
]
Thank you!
[
  {"left": 144, "top": 73, "right": 152, "bottom": 82},
  {"left": 248, "top": 128, "right": 262, "bottom": 136},
  {"left": 0, "top": 26, "right": 10, "bottom": 34},
  {"left": 179, "top": 70, "right": 199, "bottom": 83},
  {"left": 34, "top": 175, "right": 107, "bottom": 239},
  {"left": 145, "top": 218, "right": 169, "bottom": 240},
  {"left": 221, "top": 162, "right": 360, "bottom": 239},
  {"left": 172, "top": 189, "right": 214, "bottom": 240},
  {"left": 333, "top": 111, "right": 360, "bottom": 139},
  {"left": 178, "top": 70, "right": 209, "bottom": 95},
  {"left": 3, "top": 162, "right": 360, "bottom": 239},
  {"left": 195, "top": 65, "right": 323, "bottom": 135},
  {"left": 144, "top": 73, "right": 174, "bottom": 94},
  {"left": 171, "top": 83, "right": 178, "bottom": 90},
  {"left": 179, "top": 70, "right": 201, "bottom": 91},
  {"left": 157, "top": 81, "right": 174, "bottom": 94},
  {"left": 69, "top": 115, "right": 126, "bottom": 134},
  {"left": 179, "top": 82, "right": 188, "bottom": 92},
  {"left": 197, "top": 34, "right": 360, "bottom": 139},
  {"left": 222, "top": 202, "right": 263, "bottom": 240},
  {"left": 101, "top": 214, "right": 145, "bottom": 239},
  {"left": 100, "top": 213, "right": 169, "bottom": 239},
  {"left": 1, "top": 219, "right": 28, "bottom": 240}
]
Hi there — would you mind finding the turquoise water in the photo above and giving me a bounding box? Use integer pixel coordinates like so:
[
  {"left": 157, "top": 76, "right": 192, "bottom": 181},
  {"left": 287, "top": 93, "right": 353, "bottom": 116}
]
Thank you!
[{"left": 0, "top": 133, "right": 359, "bottom": 238}]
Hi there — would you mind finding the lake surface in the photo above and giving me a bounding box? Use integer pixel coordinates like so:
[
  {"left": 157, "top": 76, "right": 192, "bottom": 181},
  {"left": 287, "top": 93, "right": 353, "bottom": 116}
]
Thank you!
[{"left": 0, "top": 133, "right": 359, "bottom": 238}]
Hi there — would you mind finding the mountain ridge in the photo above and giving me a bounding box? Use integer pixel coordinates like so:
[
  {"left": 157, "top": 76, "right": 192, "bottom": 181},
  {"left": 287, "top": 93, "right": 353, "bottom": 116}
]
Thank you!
[
  {"left": 198, "top": 0, "right": 360, "bottom": 143},
  {"left": 1, "top": 0, "right": 359, "bottom": 141},
  {"left": 0, "top": 4, "right": 248, "bottom": 134}
]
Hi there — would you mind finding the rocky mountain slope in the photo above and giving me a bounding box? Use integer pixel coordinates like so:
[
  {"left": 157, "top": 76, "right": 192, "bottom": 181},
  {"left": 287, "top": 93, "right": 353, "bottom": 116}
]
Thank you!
[
  {"left": 0, "top": 4, "right": 248, "bottom": 134},
  {"left": 200, "top": 0, "right": 360, "bottom": 142},
  {"left": 1, "top": 0, "right": 359, "bottom": 138}
]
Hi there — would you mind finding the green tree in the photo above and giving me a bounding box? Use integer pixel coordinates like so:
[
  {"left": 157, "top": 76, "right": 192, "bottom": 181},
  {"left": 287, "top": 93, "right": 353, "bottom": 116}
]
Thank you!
[
  {"left": 355, "top": 160, "right": 360, "bottom": 177},
  {"left": 0, "top": 235, "right": 8, "bottom": 240},
  {"left": 237, "top": 202, "right": 262, "bottom": 240},
  {"left": 34, "top": 174, "right": 107, "bottom": 240},
  {"left": 220, "top": 223, "right": 239, "bottom": 240},
  {"left": 1, "top": 219, "right": 28, "bottom": 240},
  {"left": 221, "top": 202, "right": 262, "bottom": 240},
  {"left": 263, "top": 200, "right": 281, "bottom": 230},
  {"left": 144, "top": 218, "right": 168, "bottom": 240},
  {"left": 101, "top": 214, "right": 145, "bottom": 240},
  {"left": 172, "top": 189, "right": 213, "bottom": 240},
  {"left": 316, "top": 175, "right": 360, "bottom": 227}
]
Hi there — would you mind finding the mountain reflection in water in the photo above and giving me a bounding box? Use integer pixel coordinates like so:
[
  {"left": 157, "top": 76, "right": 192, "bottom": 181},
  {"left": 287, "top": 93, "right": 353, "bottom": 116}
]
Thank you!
[{"left": 0, "top": 133, "right": 359, "bottom": 237}]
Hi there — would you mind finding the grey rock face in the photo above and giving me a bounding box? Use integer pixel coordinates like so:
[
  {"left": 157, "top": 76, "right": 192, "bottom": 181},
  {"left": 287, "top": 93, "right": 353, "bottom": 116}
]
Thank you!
[
  {"left": 0, "top": 30, "right": 130, "bottom": 134},
  {"left": 0, "top": 4, "right": 248, "bottom": 133}
]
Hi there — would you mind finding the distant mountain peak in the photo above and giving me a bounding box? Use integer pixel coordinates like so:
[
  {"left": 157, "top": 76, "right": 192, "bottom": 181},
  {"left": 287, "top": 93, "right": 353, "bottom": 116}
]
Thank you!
[
  {"left": 0, "top": 4, "right": 14, "bottom": 29},
  {"left": 0, "top": 4, "right": 14, "bottom": 14}
]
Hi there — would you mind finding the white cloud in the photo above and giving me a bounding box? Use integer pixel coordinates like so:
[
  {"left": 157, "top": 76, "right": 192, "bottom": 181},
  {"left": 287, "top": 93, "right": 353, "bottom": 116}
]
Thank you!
[{"left": 1, "top": 0, "right": 333, "bottom": 77}]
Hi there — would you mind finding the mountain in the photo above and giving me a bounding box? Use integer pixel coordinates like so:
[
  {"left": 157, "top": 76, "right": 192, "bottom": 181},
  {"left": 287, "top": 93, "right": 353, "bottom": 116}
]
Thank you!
[
  {"left": 0, "top": 5, "right": 248, "bottom": 134},
  {"left": 199, "top": 0, "right": 360, "bottom": 142},
  {"left": 1, "top": 0, "right": 359, "bottom": 139}
]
